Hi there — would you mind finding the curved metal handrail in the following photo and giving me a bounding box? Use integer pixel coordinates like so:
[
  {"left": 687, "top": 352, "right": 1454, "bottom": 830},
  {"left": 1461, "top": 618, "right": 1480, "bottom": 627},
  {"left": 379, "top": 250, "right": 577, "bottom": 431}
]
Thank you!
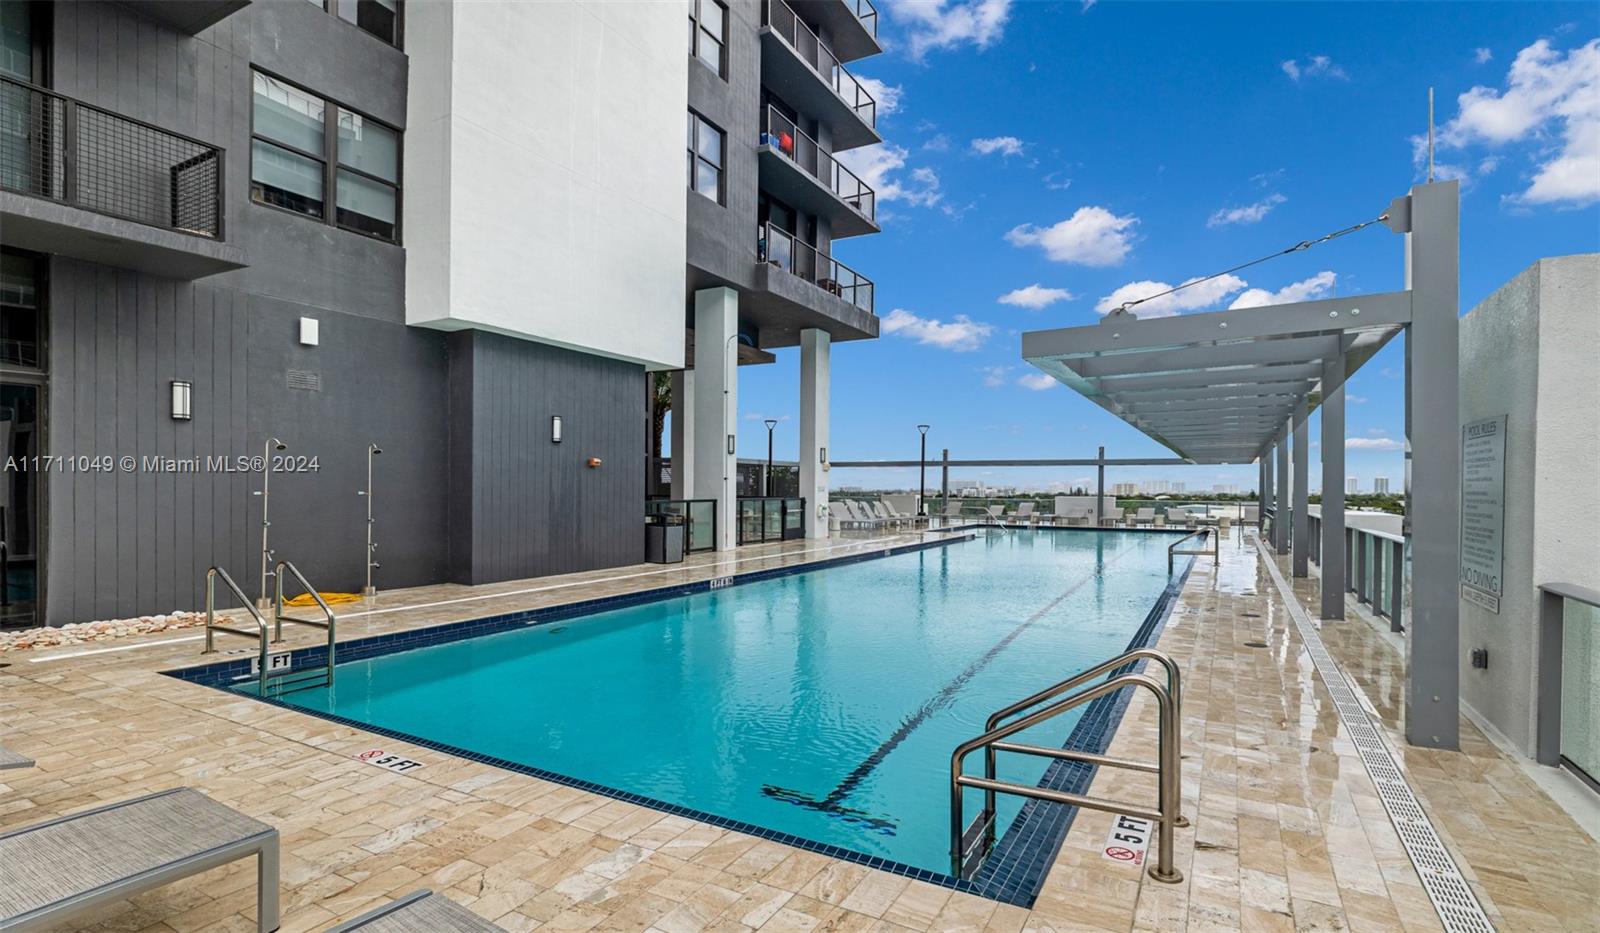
[
  {"left": 203, "top": 566, "right": 271, "bottom": 694},
  {"left": 1167, "top": 526, "right": 1217, "bottom": 573},
  {"left": 951, "top": 671, "right": 1183, "bottom": 884},
  {"left": 273, "top": 559, "right": 338, "bottom": 689}
]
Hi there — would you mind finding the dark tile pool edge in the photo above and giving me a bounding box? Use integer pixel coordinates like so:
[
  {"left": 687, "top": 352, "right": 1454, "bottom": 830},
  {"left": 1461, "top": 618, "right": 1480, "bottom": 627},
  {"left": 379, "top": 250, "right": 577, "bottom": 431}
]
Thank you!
[
  {"left": 164, "top": 533, "right": 975, "bottom": 689},
  {"left": 163, "top": 532, "right": 1197, "bottom": 910},
  {"left": 962, "top": 550, "right": 1198, "bottom": 907}
]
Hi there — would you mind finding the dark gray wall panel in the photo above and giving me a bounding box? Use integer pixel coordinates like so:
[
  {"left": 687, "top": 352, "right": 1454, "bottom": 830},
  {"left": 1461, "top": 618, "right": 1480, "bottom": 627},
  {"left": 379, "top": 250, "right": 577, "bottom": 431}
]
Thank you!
[{"left": 448, "top": 332, "right": 646, "bottom": 586}]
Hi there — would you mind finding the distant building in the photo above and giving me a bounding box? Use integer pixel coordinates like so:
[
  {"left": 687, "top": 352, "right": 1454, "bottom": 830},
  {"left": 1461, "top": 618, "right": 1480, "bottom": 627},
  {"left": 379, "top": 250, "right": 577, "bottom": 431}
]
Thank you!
[
  {"left": 1213, "top": 484, "right": 1239, "bottom": 494},
  {"left": 1374, "top": 476, "right": 1390, "bottom": 494},
  {"left": 1142, "top": 480, "right": 1172, "bottom": 494},
  {"left": 1112, "top": 482, "right": 1140, "bottom": 496},
  {"left": 1347, "top": 477, "right": 1359, "bottom": 494}
]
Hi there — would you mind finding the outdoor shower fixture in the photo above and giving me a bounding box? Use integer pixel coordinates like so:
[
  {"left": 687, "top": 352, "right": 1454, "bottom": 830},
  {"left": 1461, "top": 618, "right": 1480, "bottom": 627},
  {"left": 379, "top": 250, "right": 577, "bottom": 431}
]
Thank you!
[
  {"left": 359, "top": 444, "right": 382, "bottom": 597},
  {"left": 255, "top": 437, "right": 287, "bottom": 611}
]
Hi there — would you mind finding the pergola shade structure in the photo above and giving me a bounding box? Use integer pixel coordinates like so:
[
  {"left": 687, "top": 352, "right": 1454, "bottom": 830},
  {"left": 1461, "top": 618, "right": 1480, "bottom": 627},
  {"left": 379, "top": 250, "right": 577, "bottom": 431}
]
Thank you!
[{"left": 1019, "top": 182, "right": 1463, "bottom": 752}]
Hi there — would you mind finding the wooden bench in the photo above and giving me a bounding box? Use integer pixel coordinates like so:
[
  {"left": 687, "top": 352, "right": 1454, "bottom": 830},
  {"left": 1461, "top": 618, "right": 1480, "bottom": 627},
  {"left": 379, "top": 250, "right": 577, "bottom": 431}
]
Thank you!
[{"left": 0, "top": 787, "right": 278, "bottom": 932}]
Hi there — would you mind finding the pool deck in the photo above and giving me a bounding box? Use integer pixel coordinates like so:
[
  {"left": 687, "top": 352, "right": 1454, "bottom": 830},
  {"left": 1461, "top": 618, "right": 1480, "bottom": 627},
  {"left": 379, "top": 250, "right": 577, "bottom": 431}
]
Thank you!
[{"left": 2, "top": 526, "right": 1595, "bottom": 932}]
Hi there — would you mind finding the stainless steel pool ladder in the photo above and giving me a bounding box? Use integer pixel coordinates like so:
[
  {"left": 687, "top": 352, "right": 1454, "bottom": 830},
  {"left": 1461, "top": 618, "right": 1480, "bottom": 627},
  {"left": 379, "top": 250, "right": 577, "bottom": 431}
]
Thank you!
[
  {"left": 203, "top": 562, "right": 336, "bottom": 695},
  {"left": 1167, "top": 526, "right": 1219, "bottom": 574},
  {"left": 949, "top": 647, "right": 1185, "bottom": 884}
]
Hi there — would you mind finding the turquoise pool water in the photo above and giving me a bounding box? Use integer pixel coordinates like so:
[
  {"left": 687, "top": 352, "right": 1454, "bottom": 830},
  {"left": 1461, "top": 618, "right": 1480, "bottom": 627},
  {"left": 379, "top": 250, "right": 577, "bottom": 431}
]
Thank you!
[{"left": 263, "top": 530, "right": 1182, "bottom": 875}]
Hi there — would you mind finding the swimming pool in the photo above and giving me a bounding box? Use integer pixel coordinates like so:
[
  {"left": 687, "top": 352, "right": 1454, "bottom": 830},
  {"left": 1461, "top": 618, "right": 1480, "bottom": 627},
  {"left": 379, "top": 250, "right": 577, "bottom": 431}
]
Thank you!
[{"left": 185, "top": 529, "right": 1189, "bottom": 901}]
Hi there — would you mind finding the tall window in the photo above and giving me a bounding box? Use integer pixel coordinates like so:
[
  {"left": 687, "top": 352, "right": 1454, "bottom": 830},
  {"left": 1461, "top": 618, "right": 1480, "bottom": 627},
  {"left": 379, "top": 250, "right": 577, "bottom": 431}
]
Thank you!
[
  {"left": 687, "top": 112, "right": 723, "bottom": 204},
  {"left": 306, "top": 0, "right": 401, "bottom": 48},
  {"left": 251, "top": 71, "right": 400, "bottom": 242},
  {"left": 688, "top": 0, "right": 726, "bottom": 76}
]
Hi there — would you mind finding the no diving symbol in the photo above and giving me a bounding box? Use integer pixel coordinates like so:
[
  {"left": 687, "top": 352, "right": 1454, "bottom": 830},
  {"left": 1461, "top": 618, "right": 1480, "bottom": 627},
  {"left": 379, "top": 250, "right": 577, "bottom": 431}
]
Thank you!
[{"left": 1105, "top": 846, "right": 1137, "bottom": 862}]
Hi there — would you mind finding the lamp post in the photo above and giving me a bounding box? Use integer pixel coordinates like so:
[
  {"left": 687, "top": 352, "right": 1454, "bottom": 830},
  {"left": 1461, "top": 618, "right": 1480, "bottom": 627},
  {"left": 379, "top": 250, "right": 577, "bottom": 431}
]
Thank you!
[
  {"left": 764, "top": 419, "right": 777, "bottom": 497},
  {"left": 917, "top": 424, "right": 930, "bottom": 516}
]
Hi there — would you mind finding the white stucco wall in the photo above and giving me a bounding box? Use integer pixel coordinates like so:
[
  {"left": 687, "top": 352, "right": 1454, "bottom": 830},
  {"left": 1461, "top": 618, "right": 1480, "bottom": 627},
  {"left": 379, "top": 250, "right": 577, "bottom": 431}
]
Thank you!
[
  {"left": 1458, "top": 254, "right": 1600, "bottom": 756},
  {"left": 404, "top": 0, "right": 688, "bottom": 370}
]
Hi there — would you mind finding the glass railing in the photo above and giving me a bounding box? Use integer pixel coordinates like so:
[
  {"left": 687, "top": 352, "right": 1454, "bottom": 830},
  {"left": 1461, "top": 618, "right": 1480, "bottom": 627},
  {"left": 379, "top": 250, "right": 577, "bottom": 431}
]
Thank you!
[
  {"left": 1308, "top": 512, "right": 1407, "bottom": 631},
  {"left": 1541, "top": 583, "right": 1600, "bottom": 783},
  {"left": 757, "top": 222, "right": 874, "bottom": 313},
  {"left": 0, "top": 75, "right": 223, "bottom": 238},
  {"left": 849, "top": 0, "right": 879, "bottom": 38},
  {"left": 762, "top": 0, "right": 877, "bottom": 128},
  {"left": 737, "top": 497, "right": 805, "bottom": 544},
  {"left": 646, "top": 499, "right": 717, "bottom": 552},
  {"left": 760, "top": 106, "right": 875, "bottom": 223}
]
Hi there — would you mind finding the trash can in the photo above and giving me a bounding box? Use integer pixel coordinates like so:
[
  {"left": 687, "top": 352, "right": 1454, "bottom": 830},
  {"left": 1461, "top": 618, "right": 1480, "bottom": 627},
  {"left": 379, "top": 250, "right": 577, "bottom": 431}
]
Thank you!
[{"left": 645, "top": 513, "right": 686, "bottom": 564}]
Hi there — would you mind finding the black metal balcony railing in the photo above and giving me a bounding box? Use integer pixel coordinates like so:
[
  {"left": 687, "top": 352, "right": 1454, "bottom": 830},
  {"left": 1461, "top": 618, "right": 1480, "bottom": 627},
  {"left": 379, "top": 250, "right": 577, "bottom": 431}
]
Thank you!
[
  {"left": 763, "top": 0, "right": 876, "bottom": 128},
  {"left": 760, "top": 106, "right": 875, "bottom": 223},
  {"left": 849, "top": 0, "right": 879, "bottom": 38},
  {"left": 757, "top": 221, "right": 874, "bottom": 314},
  {"left": 0, "top": 76, "right": 223, "bottom": 238}
]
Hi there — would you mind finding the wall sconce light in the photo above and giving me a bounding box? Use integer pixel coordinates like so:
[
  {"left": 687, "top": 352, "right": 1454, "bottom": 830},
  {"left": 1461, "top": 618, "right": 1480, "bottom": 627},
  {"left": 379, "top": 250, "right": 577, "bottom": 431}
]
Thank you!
[
  {"left": 727, "top": 434, "right": 737, "bottom": 456},
  {"left": 170, "top": 380, "right": 192, "bottom": 420},
  {"left": 587, "top": 457, "right": 602, "bottom": 468},
  {"left": 551, "top": 415, "right": 563, "bottom": 443}
]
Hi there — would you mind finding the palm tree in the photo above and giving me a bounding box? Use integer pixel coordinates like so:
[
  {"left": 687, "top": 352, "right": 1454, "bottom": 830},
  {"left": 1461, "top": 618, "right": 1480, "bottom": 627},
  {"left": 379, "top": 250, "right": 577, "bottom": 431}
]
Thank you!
[{"left": 650, "top": 371, "right": 672, "bottom": 461}]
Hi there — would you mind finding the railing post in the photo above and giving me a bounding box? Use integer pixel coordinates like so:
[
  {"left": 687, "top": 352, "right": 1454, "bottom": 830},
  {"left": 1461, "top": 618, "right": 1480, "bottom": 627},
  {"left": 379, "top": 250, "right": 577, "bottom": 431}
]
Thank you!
[
  {"left": 204, "top": 569, "right": 216, "bottom": 654},
  {"left": 1389, "top": 538, "right": 1405, "bottom": 632},
  {"left": 61, "top": 98, "right": 78, "bottom": 207},
  {"left": 1150, "top": 681, "right": 1182, "bottom": 884}
]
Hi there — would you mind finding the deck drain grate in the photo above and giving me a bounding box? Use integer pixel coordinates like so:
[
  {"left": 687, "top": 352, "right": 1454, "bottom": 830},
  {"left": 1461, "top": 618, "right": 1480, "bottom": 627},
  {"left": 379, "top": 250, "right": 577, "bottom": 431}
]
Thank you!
[
  {"left": 1243, "top": 641, "right": 1269, "bottom": 648},
  {"left": 1253, "top": 534, "right": 1496, "bottom": 933}
]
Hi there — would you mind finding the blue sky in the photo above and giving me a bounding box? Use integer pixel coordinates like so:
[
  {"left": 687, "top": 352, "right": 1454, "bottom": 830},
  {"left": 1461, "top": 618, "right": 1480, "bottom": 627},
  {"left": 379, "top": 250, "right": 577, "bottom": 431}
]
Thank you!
[{"left": 726, "top": 1, "right": 1600, "bottom": 495}]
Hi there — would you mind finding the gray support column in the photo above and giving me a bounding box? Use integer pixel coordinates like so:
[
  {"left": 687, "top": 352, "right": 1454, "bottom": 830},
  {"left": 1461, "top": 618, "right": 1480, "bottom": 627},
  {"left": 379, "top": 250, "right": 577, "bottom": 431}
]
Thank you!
[
  {"left": 799, "top": 328, "right": 831, "bottom": 540},
  {"left": 1262, "top": 449, "right": 1274, "bottom": 530},
  {"left": 1095, "top": 445, "right": 1105, "bottom": 525},
  {"left": 692, "top": 287, "right": 738, "bottom": 551},
  {"left": 1320, "top": 354, "right": 1346, "bottom": 618},
  {"left": 1292, "top": 398, "right": 1310, "bottom": 577},
  {"left": 1275, "top": 429, "right": 1289, "bottom": 554},
  {"left": 669, "top": 369, "right": 695, "bottom": 500},
  {"left": 941, "top": 448, "right": 950, "bottom": 513},
  {"left": 1404, "top": 180, "right": 1461, "bottom": 750}
]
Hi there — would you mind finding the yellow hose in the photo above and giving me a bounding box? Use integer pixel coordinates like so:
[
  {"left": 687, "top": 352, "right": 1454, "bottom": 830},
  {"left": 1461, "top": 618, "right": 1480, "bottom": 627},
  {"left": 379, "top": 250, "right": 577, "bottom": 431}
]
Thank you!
[{"left": 283, "top": 592, "right": 364, "bottom": 607}]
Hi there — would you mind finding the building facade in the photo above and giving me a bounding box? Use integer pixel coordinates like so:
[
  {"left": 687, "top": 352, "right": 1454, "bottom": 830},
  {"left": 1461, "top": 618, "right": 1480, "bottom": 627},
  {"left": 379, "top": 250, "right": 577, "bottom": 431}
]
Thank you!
[{"left": 0, "top": 0, "right": 880, "bottom": 627}]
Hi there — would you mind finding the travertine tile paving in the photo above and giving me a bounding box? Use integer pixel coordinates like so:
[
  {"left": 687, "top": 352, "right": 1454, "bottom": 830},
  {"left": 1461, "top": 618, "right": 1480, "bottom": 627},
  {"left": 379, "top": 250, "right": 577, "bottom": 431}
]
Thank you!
[{"left": 1, "top": 527, "right": 1594, "bottom": 931}]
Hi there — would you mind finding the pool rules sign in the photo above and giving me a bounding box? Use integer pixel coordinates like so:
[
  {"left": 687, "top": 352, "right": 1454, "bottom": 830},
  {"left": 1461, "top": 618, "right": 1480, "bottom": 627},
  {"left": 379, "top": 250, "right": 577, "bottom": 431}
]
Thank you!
[{"left": 1460, "top": 415, "right": 1507, "bottom": 613}]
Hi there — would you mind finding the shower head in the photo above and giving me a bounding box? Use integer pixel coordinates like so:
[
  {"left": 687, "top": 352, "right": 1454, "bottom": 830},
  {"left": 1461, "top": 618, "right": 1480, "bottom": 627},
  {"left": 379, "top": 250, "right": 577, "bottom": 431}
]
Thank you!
[
  {"left": 370, "top": 444, "right": 383, "bottom": 455},
  {"left": 270, "top": 437, "right": 286, "bottom": 451}
]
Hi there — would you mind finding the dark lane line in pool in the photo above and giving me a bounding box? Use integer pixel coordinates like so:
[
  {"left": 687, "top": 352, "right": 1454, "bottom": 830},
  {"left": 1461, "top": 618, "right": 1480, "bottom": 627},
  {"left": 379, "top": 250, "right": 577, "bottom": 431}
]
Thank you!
[{"left": 762, "top": 540, "right": 1144, "bottom": 830}]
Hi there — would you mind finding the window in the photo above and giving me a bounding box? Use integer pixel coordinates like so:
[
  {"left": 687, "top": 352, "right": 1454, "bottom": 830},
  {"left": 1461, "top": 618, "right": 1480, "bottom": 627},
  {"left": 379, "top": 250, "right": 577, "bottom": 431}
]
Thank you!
[
  {"left": 688, "top": 0, "right": 726, "bottom": 76},
  {"left": 0, "top": 249, "right": 43, "bottom": 369},
  {"left": 251, "top": 71, "right": 401, "bottom": 241},
  {"left": 687, "top": 112, "right": 723, "bottom": 203},
  {"left": 306, "top": 0, "right": 401, "bottom": 48}
]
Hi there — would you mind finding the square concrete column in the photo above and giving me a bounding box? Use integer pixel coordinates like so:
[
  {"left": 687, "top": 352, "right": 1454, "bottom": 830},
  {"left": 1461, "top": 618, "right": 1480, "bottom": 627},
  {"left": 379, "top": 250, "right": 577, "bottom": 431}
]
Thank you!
[
  {"left": 692, "top": 287, "right": 738, "bottom": 551},
  {"left": 1320, "top": 353, "right": 1346, "bottom": 618},
  {"left": 669, "top": 369, "right": 695, "bottom": 500},
  {"left": 1275, "top": 429, "right": 1290, "bottom": 554},
  {"left": 1292, "top": 396, "right": 1310, "bottom": 577},
  {"left": 799, "top": 328, "right": 831, "bottom": 539},
  {"left": 1403, "top": 181, "right": 1462, "bottom": 750}
]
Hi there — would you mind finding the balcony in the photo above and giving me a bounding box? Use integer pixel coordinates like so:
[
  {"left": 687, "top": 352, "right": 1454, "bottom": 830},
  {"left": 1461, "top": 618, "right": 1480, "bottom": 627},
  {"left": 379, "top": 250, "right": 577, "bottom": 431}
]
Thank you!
[
  {"left": 742, "top": 222, "right": 876, "bottom": 346},
  {"left": 760, "top": 0, "right": 880, "bottom": 151},
  {"left": 787, "top": 0, "right": 880, "bottom": 62},
  {"left": 758, "top": 107, "right": 877, "bottom": 238},
  {"left": 0, "top": 77, "right": 245, "bottom": 279},
  {"left": 120, "top": 0, "right": 251, "bottom": 34}
]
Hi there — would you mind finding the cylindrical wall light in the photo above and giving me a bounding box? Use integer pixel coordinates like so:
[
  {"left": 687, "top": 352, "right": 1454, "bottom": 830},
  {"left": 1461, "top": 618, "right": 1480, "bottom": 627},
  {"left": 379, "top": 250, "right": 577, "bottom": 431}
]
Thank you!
[
  {"left": 551, "top": 415, "right": 563, "bottom": 443},
  {"left": 170, "top": 381, "right": 193, "bottom": 420}
]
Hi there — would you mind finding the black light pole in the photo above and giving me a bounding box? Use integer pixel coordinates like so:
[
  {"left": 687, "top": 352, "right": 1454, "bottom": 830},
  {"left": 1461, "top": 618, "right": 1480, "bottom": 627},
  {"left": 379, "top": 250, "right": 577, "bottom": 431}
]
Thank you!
[
  {"left": 917, "top": 424, "right": 930, "bottom": 516},
  {"left": 764, "top": 419, "right": 777, "bottom": 496}
]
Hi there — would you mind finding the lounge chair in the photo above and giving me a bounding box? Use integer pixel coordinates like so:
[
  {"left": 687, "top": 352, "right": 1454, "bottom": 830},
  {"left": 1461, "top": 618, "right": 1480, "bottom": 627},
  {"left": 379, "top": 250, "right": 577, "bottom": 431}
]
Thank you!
[
  {"left": 828, "top": 500, "right": 867, "bottom": 529},
  {"left": 883, "top": 501, "right": 927, "bottom": 528},
  {"left": 869, "top": 501, "right": 909, "bottom": 528},
  {"left": 1243, "top": 505, "right": 1260, "bottom": 525},
  {"left": 844, "top": 500, "right": 891, "bottom": 528},
  {"left": 1015, "top": 501, "right": 1038, "bottom": 525},
  {"left": 1168, "top": 507, "right": 1193, "bottom": 527},
  {"left": 0, "top": 744, "right": 33, "bottom": 770},
  {"left": 0, "top": 787, "right": 279, "bottom": 933},
  {"left": 328, "top": 890, "right": 506, "bottom": 932},
  {"left": 1133, "top": 507, "right": 1156, "bottom": 526},
  {"left": 985, "top": 504, "right": 1006, "bottom": 524},
  {"left": 940, "top": 501, "right": 966, "bottom": 526}
]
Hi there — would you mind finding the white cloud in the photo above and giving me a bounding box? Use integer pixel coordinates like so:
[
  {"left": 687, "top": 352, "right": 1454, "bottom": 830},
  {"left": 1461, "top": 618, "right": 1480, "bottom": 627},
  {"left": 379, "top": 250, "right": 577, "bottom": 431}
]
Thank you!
[
  {"left": 1207, "top": 192, "right": 1287, "bottom": 227},
  {"left": 1347, "top": 437, "right": 1400, "bottom": 450},
  {"left": 1474, "top": 47, "right": 1494, "bottom": 64},
  {"left": 883, "top": 0, "right": 1012, "bottom": 61},
  {"left": 836, "top": 144, "right": 942, "bottom": 207},
  {"left": 1227, "top": 271, "right": 1338, "bottom": 309},
  {"left": 998, "top": 284, "right": 1075, "bottom": 309},
  {"left": 979, "top": 365, "right": 1012, "bottom": 387},
  {"left": 857, "top": 76, "right": 903, "bottom": 117},
  {"left": 923, "top": 133, "right": 951, "bottom": 152},
  {"left": 742, "top": 412, "right": 791, "bottom": 422},
  {"left": 1042, "top": 171, "right": 1072, "bottom": 190},
  {"left": 971, "top": 135, "right": 1025, "bottom": 156},
  {"left": 1432, "top": 39, "right": 1600, "bottom": 206},
  {"left": 1005, "top": 206, "right": 1138, "bottom": 266},
  {"left": 1094, "top": 275, "right": 1247, "bottom": 318},
  {"left": 881, "top": 308, "right": 993, "bottom": 351},
  {"left": 1017, "top": 372, "right": 1058, "bottom": 390},
  {"left": 1282, "top": 55, "right": 1348, "bottom": 82},
  {"left": 1348, "top": 395, "right": 1368, "bottom": 405}
]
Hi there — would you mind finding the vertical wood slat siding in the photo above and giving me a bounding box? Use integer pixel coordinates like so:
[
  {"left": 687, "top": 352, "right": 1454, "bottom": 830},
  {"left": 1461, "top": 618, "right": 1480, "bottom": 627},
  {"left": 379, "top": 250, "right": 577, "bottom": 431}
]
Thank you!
[{"left": 450, "top": 333, "right": 646, "bottom": 586}]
